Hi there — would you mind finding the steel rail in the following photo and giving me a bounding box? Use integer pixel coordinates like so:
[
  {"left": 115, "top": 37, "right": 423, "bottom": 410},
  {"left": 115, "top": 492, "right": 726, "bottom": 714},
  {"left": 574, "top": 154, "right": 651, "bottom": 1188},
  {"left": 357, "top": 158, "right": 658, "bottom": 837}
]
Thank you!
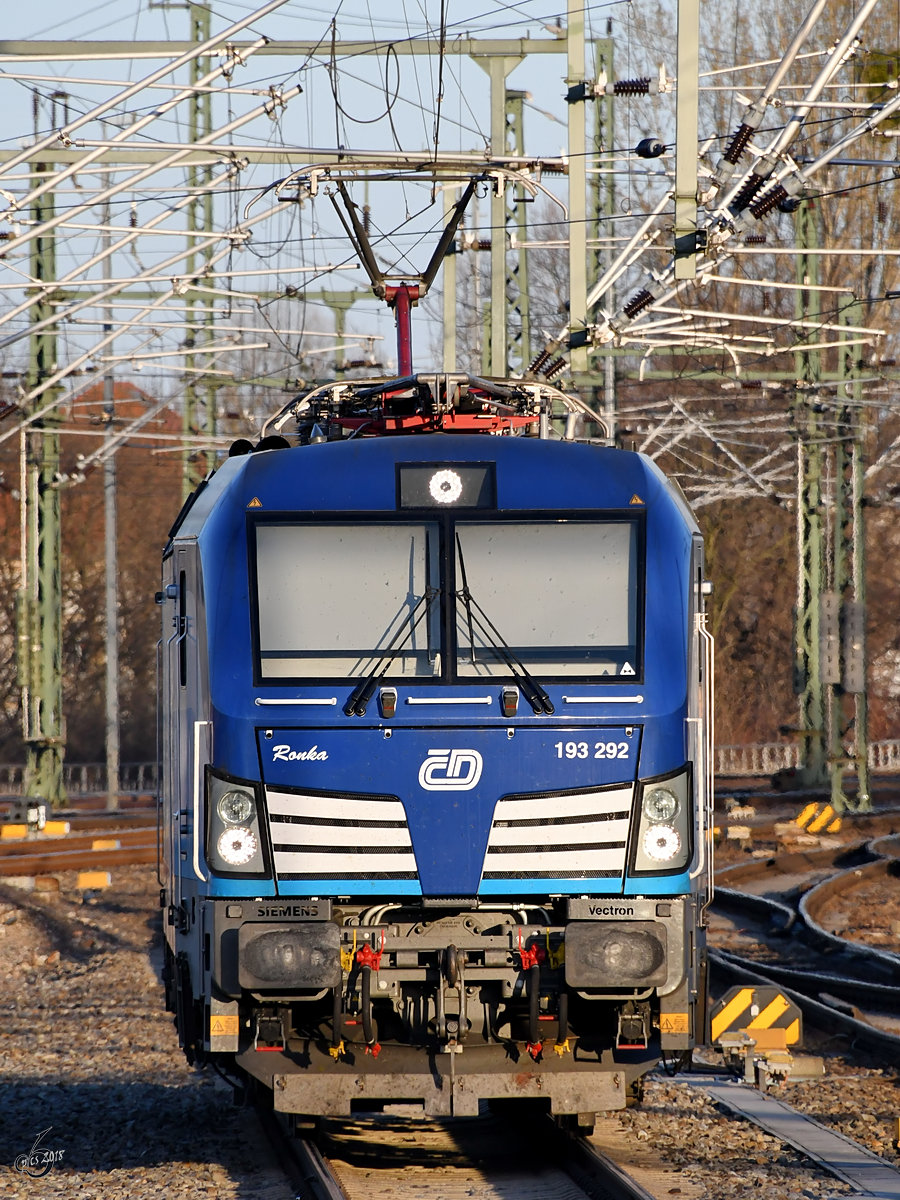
[
  {"left": 0, "top": 841, "right": 157, "bottom": 877},
  {"left": 711, "top": 947, "right": 900, "bottom": 1067},
  {"left": 0, "top": 829, "right": 155, "bottom": 857},
  {"left": 710, "top": 836, "right": 900, "bottom": 1063},
  {"left": 254, "top": 1110, "right": 350, "bottom": 1200},
  {"left": 800, "top": 856, "right": 900, "bottom": 970},
  {"left": 560, "top": 1134, "right": 660, "bottom": 1200}
]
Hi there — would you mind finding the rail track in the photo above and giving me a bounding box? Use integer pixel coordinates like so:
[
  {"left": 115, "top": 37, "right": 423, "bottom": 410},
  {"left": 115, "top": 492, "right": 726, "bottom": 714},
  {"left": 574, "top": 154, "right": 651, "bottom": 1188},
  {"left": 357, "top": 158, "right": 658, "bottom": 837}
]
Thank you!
[
  {"left": 709, "top": 828, "right": 900, "bottom": 1063},
  {"left": 1, "top": 844, "right": 898, "bottom": 1198},
  {"left": 257, "top": 1104, "right": 680, "bottom": 1200},
  {"left": 255, "top": 1078, "right": 900, "bottom": 1200},
  {"left": 0, "top": 808, "right": 156, "bottom": 879}
]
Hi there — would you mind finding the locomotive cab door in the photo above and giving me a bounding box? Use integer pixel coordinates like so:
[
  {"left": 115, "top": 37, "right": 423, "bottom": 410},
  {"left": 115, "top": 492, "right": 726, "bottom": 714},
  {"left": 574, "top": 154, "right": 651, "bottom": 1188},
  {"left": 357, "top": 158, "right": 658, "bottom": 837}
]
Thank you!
[{"left": 160, "top": 543, "right": 209, "bottom": 945}]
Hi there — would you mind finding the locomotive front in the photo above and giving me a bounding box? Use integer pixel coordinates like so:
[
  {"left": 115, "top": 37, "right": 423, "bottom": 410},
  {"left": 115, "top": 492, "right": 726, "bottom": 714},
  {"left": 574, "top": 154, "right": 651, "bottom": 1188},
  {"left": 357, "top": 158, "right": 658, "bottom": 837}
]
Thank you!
[{"left": 159, "top": 404, "right": 712, "bottom": 1125}]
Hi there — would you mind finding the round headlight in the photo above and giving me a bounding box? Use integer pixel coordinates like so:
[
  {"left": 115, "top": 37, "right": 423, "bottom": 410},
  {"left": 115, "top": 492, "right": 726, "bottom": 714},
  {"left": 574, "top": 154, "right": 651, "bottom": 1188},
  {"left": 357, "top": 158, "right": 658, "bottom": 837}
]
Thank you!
[
  {"left": 217, "top": 790, "right": 254, "bottom": 824},
  {"left": 429, "top": 468, "right": 463, "bottom": 504},
  {"left": 217, "top": 826, "right": 258, "bottom": 866},
  {"left": 642, "top": 824, "right": 681, "bottom": 863},
  {"left": 643, "top": 786, "right": 679, "bottom": 822}
]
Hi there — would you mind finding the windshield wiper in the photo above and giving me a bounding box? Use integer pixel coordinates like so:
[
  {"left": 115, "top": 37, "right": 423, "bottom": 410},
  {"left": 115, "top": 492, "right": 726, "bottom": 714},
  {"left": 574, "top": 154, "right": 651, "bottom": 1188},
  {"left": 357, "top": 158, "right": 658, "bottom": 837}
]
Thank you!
[
  {"left": 344, "top": 586, "right": 439, "bottom": 716},
  {"left": 455, "top": 534, "right": 555, "bottom": 715}
]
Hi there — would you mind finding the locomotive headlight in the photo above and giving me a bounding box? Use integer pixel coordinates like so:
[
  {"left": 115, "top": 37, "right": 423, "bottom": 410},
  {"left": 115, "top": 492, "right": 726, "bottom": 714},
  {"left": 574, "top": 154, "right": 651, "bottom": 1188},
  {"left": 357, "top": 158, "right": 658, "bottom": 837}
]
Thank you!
[
  {"left": 641, "top": 824, "right": 681, "bottom": 862},
  {"left": 631, "top": 768, "right": 692, "bottom": 875},
  {"left": 217, "top": 790, "right": 254, "bottom": 825},
  {"left": 642, "top": 786, "right": 679, "bottom": 823},
  {"left": 206, "top": 768, "right": 269, "bottom": 878},
  {"left": 216, "top": 826, "right": 259, "bottom": 866}
]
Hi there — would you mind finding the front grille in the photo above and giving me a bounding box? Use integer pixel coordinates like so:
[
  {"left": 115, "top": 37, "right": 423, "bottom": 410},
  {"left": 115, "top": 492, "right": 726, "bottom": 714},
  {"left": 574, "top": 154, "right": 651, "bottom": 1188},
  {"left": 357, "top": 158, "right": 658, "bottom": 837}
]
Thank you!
[
  {"left": 482, "top": 785, "right": 633, "bottom": 879},
  {"left": 266, "top": 788, "right": 417, "bottom": 880}
]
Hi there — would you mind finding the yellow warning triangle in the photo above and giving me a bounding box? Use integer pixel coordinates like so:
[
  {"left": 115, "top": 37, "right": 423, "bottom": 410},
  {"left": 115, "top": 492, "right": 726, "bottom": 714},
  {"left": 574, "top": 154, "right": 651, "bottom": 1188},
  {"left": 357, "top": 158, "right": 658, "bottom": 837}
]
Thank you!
[
  {"left": 629, "top": 494, "right": 644, "bottom": 505},
  {"left": 247, "top": 497, "right": 262, "bottom": 508}
]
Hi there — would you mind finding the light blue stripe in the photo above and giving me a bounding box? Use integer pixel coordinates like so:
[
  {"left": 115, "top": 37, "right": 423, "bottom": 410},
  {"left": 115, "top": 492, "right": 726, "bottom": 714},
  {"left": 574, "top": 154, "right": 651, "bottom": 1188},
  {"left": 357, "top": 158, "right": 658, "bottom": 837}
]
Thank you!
[
  {"left": 206, "top": 878, "right": 278, "bottom": 897},
  {"left": 623, "top": 873, "right": 691, "bottom": 895},
  {"left": 275, "top": 879, "right": 423, "bottom": 897},
  {"left": 479, "top": 875, "right": 694, "bottom": 897},
  {"left": 478, "top": 878, "right": 621, "bottom": 896}
]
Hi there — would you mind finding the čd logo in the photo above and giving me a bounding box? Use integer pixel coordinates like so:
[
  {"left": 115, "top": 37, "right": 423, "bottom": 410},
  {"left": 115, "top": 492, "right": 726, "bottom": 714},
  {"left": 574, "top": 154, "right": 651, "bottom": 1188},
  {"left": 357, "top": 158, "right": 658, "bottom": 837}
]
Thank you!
[{"left": 418, "top": 748, "right": 483, "bottom": 791}]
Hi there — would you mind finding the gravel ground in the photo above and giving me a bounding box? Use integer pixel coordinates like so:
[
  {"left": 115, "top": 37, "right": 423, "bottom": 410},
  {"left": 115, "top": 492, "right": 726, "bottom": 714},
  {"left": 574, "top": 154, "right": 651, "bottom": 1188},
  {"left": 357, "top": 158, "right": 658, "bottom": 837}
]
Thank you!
[
  {"left": 0, "top": 864, "right": 897, "bottom": 1200},
  {"left": 607, "top": 1059, "right": 900, "bottom": 1199},
  {"left": 600, "top": 1075, "right": 862, "bottom": 1200},
  {"left": 0, "top": 868, "right": 291, "bottom": 1199},
  {"left": 812, "top": 873, "right": 900, "bottom": 950}
]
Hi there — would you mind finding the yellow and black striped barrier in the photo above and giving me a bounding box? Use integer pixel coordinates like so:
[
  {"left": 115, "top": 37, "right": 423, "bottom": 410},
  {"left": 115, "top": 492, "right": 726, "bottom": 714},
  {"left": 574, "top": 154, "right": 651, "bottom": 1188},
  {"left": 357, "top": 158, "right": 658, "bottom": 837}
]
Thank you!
[
  {"left": 795, "top": 801, "right": 841, "bottom": 835},
  {"left": 710, "top": 986, "right": 802, "bottom": 1050}
]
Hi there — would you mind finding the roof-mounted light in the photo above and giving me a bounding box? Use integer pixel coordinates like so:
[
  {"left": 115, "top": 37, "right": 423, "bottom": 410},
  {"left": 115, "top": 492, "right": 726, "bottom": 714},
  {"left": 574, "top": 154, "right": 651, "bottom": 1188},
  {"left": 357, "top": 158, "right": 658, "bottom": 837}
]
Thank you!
[{"left": 397, "top": 461, "right": 496, "bottom": 509}]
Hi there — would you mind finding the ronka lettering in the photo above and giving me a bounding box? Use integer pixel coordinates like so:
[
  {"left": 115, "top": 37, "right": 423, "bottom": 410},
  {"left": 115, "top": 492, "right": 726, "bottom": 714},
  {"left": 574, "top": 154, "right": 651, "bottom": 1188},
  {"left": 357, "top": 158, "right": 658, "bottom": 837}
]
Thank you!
[{"left": 271, "top": 744, "right": 328, "bottom": 762}]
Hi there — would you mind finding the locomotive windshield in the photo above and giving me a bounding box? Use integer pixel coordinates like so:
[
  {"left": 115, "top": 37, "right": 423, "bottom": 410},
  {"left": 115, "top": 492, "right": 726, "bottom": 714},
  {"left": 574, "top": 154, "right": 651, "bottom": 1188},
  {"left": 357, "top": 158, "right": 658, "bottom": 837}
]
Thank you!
[
  {"left": 252, "top": 517, "right": 641, "bottom": 683},
  {"left": 454, "top": 521, "right": 639, "bottom": 678},
  {"left": 254, "top": 522, "right": 440, "bottom": 680}
]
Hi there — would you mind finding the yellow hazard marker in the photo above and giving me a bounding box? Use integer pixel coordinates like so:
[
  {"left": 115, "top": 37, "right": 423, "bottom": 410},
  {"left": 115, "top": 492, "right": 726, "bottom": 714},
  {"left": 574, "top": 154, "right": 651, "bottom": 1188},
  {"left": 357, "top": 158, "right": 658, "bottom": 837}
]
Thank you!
[
  {"left": 809, "top": 804, "right": 841, "bottom": 834},
  {"left": 711, "top": 987, "right": 755, "bottom": 1044},
  {"left": 629, "top": 494, "right": 645, "bottom": 505},
  {"left": 795, "top": 802, "right": 841, "bottom": 835},
  {"left": 710, "top": 986, "right": 802, "bottom": 1048},
  {"left": 42, "top": 820, "right": 71, "bottom": 837},
  {"left": 796, "top": 802, "right": 819, "bottom": 829},
  {"left": 77, "top": 870, "right": 111, "bottom": 890},
  {"left": 1, "top": 824, "right": 28, "bottom": 840},
  {"left": 247, "top": 497, "right": 263, "bottom": 508},
  {"left": 91, "top": 838, "right": 121, "bottom": 851}
]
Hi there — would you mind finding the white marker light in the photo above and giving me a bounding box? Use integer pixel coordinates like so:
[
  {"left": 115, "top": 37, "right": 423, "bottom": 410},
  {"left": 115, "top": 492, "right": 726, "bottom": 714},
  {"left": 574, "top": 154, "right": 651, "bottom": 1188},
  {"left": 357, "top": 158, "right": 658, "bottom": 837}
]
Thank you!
[
  {"left": 217, "top": 826, "right": 258, "bottom": 866},
  {"left": 642, "top": 824, "right": 681, "bottom": 863},
  {"left": 429, "top": 468, "right": 463, "bottom": 504}
]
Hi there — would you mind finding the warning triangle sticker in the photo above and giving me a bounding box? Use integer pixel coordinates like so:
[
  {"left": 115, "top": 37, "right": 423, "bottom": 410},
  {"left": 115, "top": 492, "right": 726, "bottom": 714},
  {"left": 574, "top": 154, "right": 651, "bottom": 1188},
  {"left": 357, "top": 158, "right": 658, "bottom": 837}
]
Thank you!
[
  {"left": 620, "top": 662, "right": 636, "bottom": 676},
  {"left": 247, "top": 497, "right": 263, "bottom": 508},
  {"left": 629, "top": 494, "right": 644, "bottom": 506}
]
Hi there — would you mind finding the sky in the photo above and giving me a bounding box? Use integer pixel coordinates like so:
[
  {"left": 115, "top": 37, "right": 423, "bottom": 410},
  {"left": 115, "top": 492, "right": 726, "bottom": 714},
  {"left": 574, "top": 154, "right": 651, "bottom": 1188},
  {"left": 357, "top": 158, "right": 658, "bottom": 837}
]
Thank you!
[
  {"left": 0, "top": 1, "right": 663, "bottom": 390},
  {"left": 3, "top": 2, "right": 892, "bottom": 428}
]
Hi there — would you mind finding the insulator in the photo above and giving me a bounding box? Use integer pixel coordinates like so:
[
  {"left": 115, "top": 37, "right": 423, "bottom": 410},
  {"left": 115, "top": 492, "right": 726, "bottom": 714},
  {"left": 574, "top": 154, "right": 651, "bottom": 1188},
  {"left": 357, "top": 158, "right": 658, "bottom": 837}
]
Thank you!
[
  {"left": 565, "top": 82, "right": 590, "bottom": 104},
  {"left": 744, "top": 233, "right": 767, "bottom": 245},
  {"left": 543, "top": 358, "right": 567, "bottom": 380},
  {"left": 723, "top": 122, "right": 754, "bottom": 165},
  {"left": 750, "top": 184, "right": 789, "bottom": 220},
  {"left": 614, "top": 78, "right": 651, "bottom": 95},
  {"left": 527, "top": 349, "right": 552, "bottom": 376},
  {"left": 635, "top": 138, "right": 665, "bottom": 159},
  {"left": 477, "top": 239, "right": 491, "bottom": 251},
  {"left": 623, "top": 288, "right": 655, "bottom": 319},
  {"left": 730, "top": 173, "right": 764, "bottom": 214},
  {"left": 363, "top": 204, "right": 371, "bottom": 235}
]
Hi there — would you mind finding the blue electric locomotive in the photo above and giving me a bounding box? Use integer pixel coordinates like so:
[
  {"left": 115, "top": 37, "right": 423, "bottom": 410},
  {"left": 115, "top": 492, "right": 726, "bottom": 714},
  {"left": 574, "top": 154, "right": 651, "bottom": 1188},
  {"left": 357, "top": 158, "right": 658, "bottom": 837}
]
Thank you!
[{"left": 158, "top": 368, "right": 713, "bottom": 1125}]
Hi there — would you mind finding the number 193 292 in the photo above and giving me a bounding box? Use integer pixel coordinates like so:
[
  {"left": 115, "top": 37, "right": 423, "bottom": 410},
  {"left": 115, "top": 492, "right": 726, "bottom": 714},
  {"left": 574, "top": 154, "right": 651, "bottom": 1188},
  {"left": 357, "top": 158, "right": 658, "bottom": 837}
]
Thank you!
[{"left": 554, "top": 741, "right": 630, "bottom": 760}]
